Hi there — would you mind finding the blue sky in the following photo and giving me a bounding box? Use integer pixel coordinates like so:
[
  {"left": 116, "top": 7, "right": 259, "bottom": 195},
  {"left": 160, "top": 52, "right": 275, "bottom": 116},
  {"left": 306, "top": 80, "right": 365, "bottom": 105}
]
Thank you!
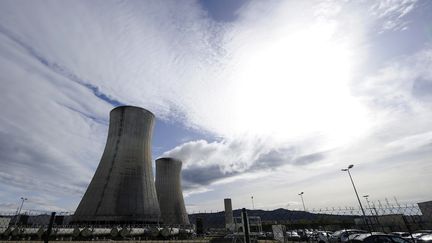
[{"left": 0, "top": 0, "right": 431, "bottom": 213}]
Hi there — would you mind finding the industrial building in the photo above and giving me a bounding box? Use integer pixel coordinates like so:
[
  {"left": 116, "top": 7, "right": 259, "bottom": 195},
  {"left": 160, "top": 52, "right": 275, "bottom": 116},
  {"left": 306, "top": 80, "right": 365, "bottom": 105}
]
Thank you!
[
  {"left": 224, "top": 198, "right": 262, "bottom": 235},
  {"left": 155, "top": 158, "right": 190, "bottom": 225},
  {"left": 73, "top": 106, "right": 161, "bottom": 224}
]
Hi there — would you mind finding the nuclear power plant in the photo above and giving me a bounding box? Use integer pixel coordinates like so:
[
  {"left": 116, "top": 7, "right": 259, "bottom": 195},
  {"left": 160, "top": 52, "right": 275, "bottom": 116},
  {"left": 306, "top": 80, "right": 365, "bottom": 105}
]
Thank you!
[
  {"left": 73, "top": 106, "right": 162, "bottom": 224},
  {"left": 155, "top": 158, "right": 190, "bottom": 225}
]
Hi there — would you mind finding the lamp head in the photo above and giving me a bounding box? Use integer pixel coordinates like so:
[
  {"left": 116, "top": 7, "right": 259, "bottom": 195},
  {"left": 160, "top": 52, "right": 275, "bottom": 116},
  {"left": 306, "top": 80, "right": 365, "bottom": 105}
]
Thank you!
[
  {"left": 341, "top": 169, "right": 348, "bottom": 171},
  {"left": 348, "top": 164, "right": 354, "bottom": 169}
]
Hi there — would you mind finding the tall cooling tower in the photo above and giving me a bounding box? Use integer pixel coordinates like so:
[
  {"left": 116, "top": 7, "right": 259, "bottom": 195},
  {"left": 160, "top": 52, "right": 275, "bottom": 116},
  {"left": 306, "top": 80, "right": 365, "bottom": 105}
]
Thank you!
[
  {"left": 73, "top": 106, "right": 161, "bottom": 224},
  {"left": 155, "top": 158, "right": 190, "bottom": 225}
]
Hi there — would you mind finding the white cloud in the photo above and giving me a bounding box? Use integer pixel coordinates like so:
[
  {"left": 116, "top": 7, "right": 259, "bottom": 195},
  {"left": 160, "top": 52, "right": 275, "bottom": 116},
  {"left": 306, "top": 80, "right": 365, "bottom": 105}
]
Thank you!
[
  {"left": 163, "top": 137, "right": 330, "bottom": 196},
  {"left": 170, "top": 44, "right": 432, "bottom": 209},
  {"left": 387, "top": 131, "right": 432, "bottom": 152},
  {"left": 0, "top": 0, "right": 219, "bottom": 210},
  {"left": 0, "top": 0, "right": 429, "bottom": 211},
  {"left": 353, "top": 47, "right": 432, "bottom": 139}
]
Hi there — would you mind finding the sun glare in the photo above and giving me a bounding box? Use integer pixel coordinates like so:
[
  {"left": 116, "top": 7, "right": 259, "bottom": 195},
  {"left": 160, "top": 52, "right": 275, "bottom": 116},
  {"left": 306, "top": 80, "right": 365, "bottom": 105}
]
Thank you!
[{"left": 229, "top": 22, "right": 369, "bottom": 146}]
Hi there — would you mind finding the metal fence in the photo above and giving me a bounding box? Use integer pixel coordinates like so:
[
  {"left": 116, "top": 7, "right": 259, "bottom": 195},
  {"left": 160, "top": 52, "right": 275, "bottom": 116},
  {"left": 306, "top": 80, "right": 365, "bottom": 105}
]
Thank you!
[
  {"left": 0, "top": 201, "right": 431, "bottom": 241},
  {"left": 0, "top": 211, "right": 195, "bottom": 241},
  {"left": 282, "top": 203, "right": 431, "bottom": 233}
]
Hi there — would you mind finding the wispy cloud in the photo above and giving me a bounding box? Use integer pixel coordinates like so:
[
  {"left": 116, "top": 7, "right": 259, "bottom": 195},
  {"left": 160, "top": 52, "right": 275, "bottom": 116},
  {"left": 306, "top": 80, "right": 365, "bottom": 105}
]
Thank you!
[
  {"left": 370, "top": 0, "right": 418, "bottom": 31},
  {"left": 0, "top": 0, "right": 430, "bottom": 211},
  {"left": 0, "top": 0, "right": 218, "bottom": 210}
]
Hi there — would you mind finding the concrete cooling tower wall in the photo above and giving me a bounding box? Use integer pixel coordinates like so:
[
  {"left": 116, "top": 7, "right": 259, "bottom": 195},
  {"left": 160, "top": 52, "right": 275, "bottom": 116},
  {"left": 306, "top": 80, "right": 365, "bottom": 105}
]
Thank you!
[
  {"left": 73, "top": 106, "right": 161, "bottom": 224},
  {"left": 155, "top": 158, "right": 190, "bottom": 225}
]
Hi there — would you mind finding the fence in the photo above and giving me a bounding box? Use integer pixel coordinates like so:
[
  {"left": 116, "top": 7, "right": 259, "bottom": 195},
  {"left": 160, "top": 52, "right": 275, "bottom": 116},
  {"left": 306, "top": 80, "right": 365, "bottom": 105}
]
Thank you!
[
  {"left": 0, "top": 211, "right": 195, "bottom": 241},
  {"left": 281, "top": 203, "right": 431, "bottom": 233},
  {"left": 0, "top": 201, "right": 431, "bottom": 241}
]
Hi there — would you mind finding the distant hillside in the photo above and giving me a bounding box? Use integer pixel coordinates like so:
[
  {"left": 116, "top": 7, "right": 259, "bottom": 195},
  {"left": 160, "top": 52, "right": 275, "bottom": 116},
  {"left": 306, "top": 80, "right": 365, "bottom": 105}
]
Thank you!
[{"left": 188, "top": 208, "right": 356, "bottom": 229}]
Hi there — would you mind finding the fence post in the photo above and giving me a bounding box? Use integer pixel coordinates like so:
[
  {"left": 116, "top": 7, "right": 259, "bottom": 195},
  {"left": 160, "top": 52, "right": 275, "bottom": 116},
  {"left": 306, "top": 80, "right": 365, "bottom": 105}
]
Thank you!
[
  {"left": 402, "top": 215, "right": 415, "bottom": 242},
  {"left": 44, "top": 212, "right": 56, "bottom": 243},
  {"left": 242, "top": 208, "right": 250, "bottom": 243}
]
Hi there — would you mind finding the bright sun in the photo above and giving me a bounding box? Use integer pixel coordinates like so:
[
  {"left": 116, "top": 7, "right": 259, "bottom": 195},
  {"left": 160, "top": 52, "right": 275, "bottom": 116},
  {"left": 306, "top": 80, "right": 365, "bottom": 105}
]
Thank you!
[{"left": 228, "top": 20, "right": 370, "bottom": 146}]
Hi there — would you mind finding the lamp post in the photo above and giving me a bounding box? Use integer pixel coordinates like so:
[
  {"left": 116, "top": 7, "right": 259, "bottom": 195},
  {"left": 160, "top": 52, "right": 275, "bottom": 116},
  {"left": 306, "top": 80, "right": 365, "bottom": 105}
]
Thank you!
[
  {"left": 363, "top": 195, "right": 374, "bottom": 230},
  {"left": 17, "top": 197, "right": 27, "bottom": 216},
  {"left": 363, "top": 195, "right": 375, "bottom": 216},
  {"left": 15, "top": 197, "right": 27, "bottom": 226},
  {"left": 341, "top": 165, "right": 370, "bottom": 232},
  {"left": 298, "top": 192, "right": 306, "bottom": 211},
  {"left": 251, "top": 196, "right": 255, "bottom": 210},
  {"left": 364, "top": 195, "right": 383, "bottom": 232}
]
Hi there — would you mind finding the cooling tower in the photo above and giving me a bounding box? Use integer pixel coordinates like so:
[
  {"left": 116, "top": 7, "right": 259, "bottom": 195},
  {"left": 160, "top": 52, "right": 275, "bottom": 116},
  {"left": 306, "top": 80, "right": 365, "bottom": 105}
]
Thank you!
[
  {"left": 155, "top": 158, "right": 190, "bottom": 225},
  {"left": 73, "top": 106, "right": 161, "bottom": 224}
]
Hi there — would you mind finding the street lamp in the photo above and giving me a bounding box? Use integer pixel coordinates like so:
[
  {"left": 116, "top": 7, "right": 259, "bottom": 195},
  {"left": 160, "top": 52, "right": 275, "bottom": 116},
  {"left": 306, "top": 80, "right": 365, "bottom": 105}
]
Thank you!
[
  {"left": 363, "top": 195, "right": 379, "bottom": 216},
  {"left": 298, "top": 192, "right": 306, "bottom": 211},
  {"left": 341, "top": 165, "right": 371, "bottom": 232},
  {"left": 363, "top": 195, "right": 374, "bottom": 215},
  {"left": 17, "top": 197, "right": 27, "bottom": 216},
  {"left": 364, "top": 195, "right": 385, "bottom": 232},
  {"left": 251, "top": 196, "right": 255, "bottom": 210},
  {"left": 15, "top": 197, "right": 27, "bottom": 226}
]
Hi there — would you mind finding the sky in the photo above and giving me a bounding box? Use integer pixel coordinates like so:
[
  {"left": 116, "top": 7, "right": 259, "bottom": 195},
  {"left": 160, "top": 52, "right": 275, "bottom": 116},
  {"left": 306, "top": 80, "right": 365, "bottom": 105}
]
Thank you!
[{"left": 0, "top": 0, "right": 431, "bottom": 213}]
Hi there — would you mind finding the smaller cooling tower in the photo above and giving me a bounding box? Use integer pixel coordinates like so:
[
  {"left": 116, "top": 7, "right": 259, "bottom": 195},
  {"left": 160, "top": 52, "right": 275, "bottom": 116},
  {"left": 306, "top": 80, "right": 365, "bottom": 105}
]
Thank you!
[{"left": 155, "top": 158, "right": 190, "bottom": 225}]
